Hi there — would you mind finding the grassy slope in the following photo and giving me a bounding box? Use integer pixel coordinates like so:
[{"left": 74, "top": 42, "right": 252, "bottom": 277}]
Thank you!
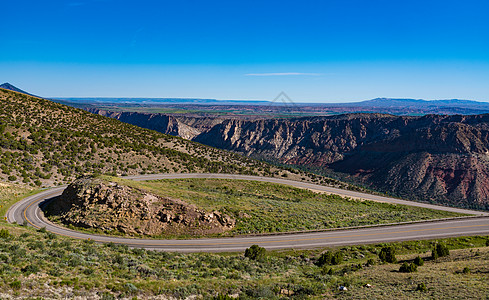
[
  {"left": 52, "top": 176, "right": 463, "bottom": 238},
  {"left": 0, "top": 88, "right": 301, "bottom": 187},
  {"left": 1, "top": 182, "right": 488, "bottom": 299},
  {"left": 0, "top": 182, "right": 37, "bottom": 218}
]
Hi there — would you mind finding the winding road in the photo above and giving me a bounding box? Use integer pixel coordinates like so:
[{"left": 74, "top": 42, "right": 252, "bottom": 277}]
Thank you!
[{"left": 6, "top": 173, "right": 489, "bottom": 252}]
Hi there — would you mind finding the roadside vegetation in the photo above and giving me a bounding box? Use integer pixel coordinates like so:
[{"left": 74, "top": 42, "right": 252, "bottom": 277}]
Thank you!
[
  {"left": 0, "top": 223, "right": 488, "bottom": 299},
  {"left": 0, "top": 182, "right": 36, "bottom": 217},
  {"left": 68, "top": 177, "right": 463, "bottom": 237},
  {"left": 1, "top": 174, "right": 489, "bottom": 299}
]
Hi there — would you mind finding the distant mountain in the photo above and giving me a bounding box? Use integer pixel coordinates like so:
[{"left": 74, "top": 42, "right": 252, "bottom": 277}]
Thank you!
[
  {"left": 314, "top": 98, "right": 489, "bottom": 114},
  {"left": 0, "top": 83, "right": 37, "bottom": 97},
  {"left": 350, "top": 98, "right": 489, "bottom": 108}
]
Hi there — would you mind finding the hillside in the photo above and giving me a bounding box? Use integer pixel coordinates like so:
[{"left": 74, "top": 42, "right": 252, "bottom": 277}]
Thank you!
[
  {"left": 194, "top": 114, "right": 489, "bottom": 210},
  {"left": 0, "top": 198, "right": 488, "bottom": 300},
  {"left": 0, "top": 88, "right": 297, "bottom": 186}
]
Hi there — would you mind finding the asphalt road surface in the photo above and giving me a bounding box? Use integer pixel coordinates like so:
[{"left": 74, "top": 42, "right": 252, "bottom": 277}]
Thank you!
[{"left": 7, "top": 173, "right": 489, "bottom": 252}]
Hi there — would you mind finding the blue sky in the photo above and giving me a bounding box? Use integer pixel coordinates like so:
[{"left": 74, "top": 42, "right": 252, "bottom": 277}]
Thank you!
[{"left": 1, "top": 0, "right": 489, "bottom": 102}]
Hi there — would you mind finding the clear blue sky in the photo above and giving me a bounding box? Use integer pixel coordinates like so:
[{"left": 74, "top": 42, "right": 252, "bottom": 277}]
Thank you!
[{"left": 1, "top": 0, "right": 489, "bottom": 102}]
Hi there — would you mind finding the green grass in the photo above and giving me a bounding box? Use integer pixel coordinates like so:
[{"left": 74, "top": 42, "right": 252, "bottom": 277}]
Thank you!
[
  {"left": 1, "top": 179, "right": 488, "bottom": 299},
  {"left": 0, "top": 220, "right": 488, "bottom": 299},
  {"left": 0, "top": 183, "right": 39, "bottom": 220},
  {"left": 95, "top": 176, "right": 464, "bottom": 236}
]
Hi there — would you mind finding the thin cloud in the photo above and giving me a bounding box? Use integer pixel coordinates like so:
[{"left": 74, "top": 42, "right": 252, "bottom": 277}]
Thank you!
[{"left": 245, "top": 72, "right": 321, "bottom": 76}]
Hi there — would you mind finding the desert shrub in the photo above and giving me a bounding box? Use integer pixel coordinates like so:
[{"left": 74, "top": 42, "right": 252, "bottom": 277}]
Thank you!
[
  {"left": 172, "top": 284, "right": 200, "bottom": 298},
  {"left": 399, "top": 262, "right": 418, "bottom": 273},
  {"left": 21, "top": 264, "right": 40, "bottom": 275},
  {"left": 332, "top": 251, "right": 344, "bottom": 265},
  {"left": 0, "top": 229, "right": 10, "bottom": 239},
  {"left": 244, "top": 245, "right": 266, "bottom": 261},
  {"left": 83, "top": 267, "right": 95, "bottom": 275},
  {"left": 399, "top": 262, "right": 417, "bottom": 273},
  {"left": 379, "top": 246, "right": 397, "bottom": 263},
  {"left": 46, "top": 232, "right": 57, "bottom": 239},
  {"left": 416, "top": 282, "right": 427, "bottom": 292},
  {"left": 462, "top": 267, "right": 471, "bottom": 274},
  {"left": 0, "top": 253, "right": 9, "bottom": 263},
  {"left": 413, "top": 256, "right": 424, "bottom": 266},
  {"left": 48, "top": 267, "right": 63, "bottom": 277},
  {"left": 317, "top": 251, "right": 343, "bottom": 266},
  {"left": 366, "top": 258, "right": 376, "bottom": 266},
  {"left": 432, "top": 243, "right": 449, "bottom": 259},
  {"left": 316, "top": 251, "right": 333, "bottom": 266},
  {"left": 124, "top": 283, "right": 138, "bottom": 294},
  {"left": 321, "top": 266, "right": 334, "bottom": 275},
  {"left": 432, "top": 249, "right": 438, "bottom": 260},
  {"left": 9, "top": 280, "right": 21, "bottom": 290},
  {"left": 244, "top": 285, "right": 275, "bottom": 298}
]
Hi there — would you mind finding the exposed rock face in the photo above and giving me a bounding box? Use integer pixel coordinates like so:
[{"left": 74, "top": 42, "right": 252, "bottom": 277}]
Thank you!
[
  {"left": 87, "top": 109, "right": 202, "bottom": 140},
  {"left": 194, "top": 114, "right": 489, "bottom": 209},
  {"left": 47, "top": 177, "right": 235, "bottom": 236},
  {"left": 77, "top": 108, "right": 489, "bottom": 209}
]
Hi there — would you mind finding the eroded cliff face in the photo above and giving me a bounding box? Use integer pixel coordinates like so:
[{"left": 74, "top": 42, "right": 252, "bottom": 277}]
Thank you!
[
  {"left": 81, "top": 108, "right": 489, "bottom": 208},
  {"left": 87, "top": 109, "right": 202, "bottom": 140},
  {"left": 46, "top": 177, "right": 235, "bottom": 236},
  {"left": 194, "top": 114, "right": 489, "bottom": 209}
]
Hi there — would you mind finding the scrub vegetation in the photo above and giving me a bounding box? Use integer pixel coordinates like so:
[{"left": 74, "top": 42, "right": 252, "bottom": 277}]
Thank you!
[
  {"left": 91, "top": 177, "right": 464, "bottom": 236},
  {"left": 0, "top": 147, "right": 487, "bottom": 300},
  {"left": 0, "top": 89, "right": 309, "bottom": 187},
  {"left": 0, "top": 222, "right": 488, "bottom": 299}
]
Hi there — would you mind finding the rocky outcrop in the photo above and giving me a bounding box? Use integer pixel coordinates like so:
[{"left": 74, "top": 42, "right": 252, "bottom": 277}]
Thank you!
[
  {"left": 87, "top": 109, "right": 202, "bottom": 140},
  {"left": 194, "top": 114, "right": 489, "bottom": 209},
  {"left": 47, "top": 177, "right": 235, "bottom": 236}
]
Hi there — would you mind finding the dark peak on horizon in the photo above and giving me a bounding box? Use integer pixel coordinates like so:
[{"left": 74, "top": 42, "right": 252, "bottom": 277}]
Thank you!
[{"left": 0, "top": 82, "right": 36, "bottom": 97}]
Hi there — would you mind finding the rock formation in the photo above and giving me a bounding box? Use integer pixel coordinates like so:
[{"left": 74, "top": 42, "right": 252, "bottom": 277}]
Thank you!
[
  {"left": 195, "top": 114, "right": 489, "bottom": 209},
  {"left": 46, "top": 177, "right": 236, "bottom": 236}
]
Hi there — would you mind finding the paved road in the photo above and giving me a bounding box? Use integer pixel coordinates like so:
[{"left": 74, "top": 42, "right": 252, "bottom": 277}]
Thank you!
[{"left": 7, "top": 173, "right": 489, "bottom": 252}]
